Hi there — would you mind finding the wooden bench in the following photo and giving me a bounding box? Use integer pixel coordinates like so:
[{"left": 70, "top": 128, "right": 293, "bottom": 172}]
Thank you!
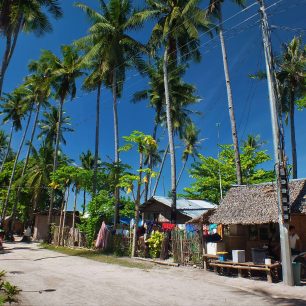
[{"left": 208, "top": 260, "right": 280, "bottom": 283}]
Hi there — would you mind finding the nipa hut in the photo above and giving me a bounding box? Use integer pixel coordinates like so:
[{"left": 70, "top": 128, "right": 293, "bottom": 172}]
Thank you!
[{"left": 208, "top": 179, "right": 306, "bottom": 260}]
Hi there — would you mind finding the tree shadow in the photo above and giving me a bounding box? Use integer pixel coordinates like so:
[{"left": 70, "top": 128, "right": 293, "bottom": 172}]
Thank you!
[
  {"left": 252, "top": 288, "right": 306, "bottom": 306},
  {"left": 33, "top": 255, "right": 68, "bottom": 261}
]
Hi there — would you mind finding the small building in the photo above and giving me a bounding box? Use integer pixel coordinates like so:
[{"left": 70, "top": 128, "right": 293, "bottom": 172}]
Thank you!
[
  {"left": 141, "top": 196, "right": 217, "bottom": 224},
  {"left": 33, "top": 211, "right": 75, "bottom": 241},
  {"left": 209, "top": 179, "right": 306, "bottom": 260}
]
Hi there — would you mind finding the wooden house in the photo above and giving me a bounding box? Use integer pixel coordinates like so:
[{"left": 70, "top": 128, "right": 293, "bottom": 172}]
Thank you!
[
  {"left": 208, "top": 179, "right": 306, "bottom": 260},
  {"left": 140, "top": 196, "right": 216, "bottom": 224}
]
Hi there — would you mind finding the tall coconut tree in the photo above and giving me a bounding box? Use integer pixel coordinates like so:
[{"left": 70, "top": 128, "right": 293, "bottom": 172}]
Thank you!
[
  {"left": 25, "top": 141, "right": 54, "bottom": 214},
  {"left": 80, "top": 150, "right": 95, "bottom": 213},
  {"left": 11, "top": 63, "right": 52, "bottom": 229},
  {"left": 0, "top": 0, "right": 62, "bottom": 96},
  {"left": 276, "top": 37, "right": 305, "bottom": 178},
  {"left": 134, "top": 0, "right": 210, "bottom": 223},
  {"left": 177, "top": 122, "right": 201, "bottom": 188},
  {"left": 37, "top": 106, "right": 73, "bottom": 146},
  {"left": 0, "top": 90, "right": 25, "bottom": 172},
  {"left": 74, "top": 7, "right": 111, "bottom": 197},
  {"left": 37, "top": 46, "right": 83, "bottom": 225},
  {"left": 75, "top": 0, "right": 146, "bottom": 225},
  {"left": 206, "top": 0, "right": 245, "bottom": 185},
  {"left": 1, "top": 86, "right": 33, "bottom": 220}
]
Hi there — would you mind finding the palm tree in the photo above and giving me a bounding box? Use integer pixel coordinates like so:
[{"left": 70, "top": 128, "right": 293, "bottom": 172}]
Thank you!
[
  {"left": 11, "top": 62, "right": 52, "bottom": 229},
  {"left": 276, "top": 37, "right": 305, "bottom": 178},
  {"left": 38, "top": 106, "right": 73, "bottom": 146},
  {"left": 242, "top": 134, "right": 265, "bottom": 149},
  {"left": 80, "top": 150, "right": 95, "bottom": 213},
  {"left": 135, "top": 0, "right": 210, "bottom": 223},
  {"left": 133, "top": 59, "right": 200, "bottom": 204},
  {"left": 206, "top": 0, "right": 245, "bottom": 185},
  {"left": 26, "top": 142, "right": 54, "bottom": 214},
  {"left": 37, "top": 46, "right": 83, "bottom": 225},
  {"left": 0, "top": 90, "right": 25, "bottom": 172},
  {"left": 75, "top": 0, "right": 146, "bottom": 225},
  {"left": 0, "top": 130, "right": 9, "bottom": 163},
  {"left": 177, "top": 122, "right": 201, "bottom": 188},
  {"left": 1, "top": 86, "right": 34, "bottom": 221},
  {"left": 0, "top": 0, "right": 62, "bottom": 96}
]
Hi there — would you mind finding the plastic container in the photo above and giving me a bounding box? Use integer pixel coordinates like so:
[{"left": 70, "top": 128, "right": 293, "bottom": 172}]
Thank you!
[
  {"left": 292, "top": 262, "right": 301, "bottom": 286},
  {"left": 265, "top": 258, "right": 272, "bottom": 265},
  {"left": 232, "top": 250, "right": 245, "bottom": 263},
  {"left": 217, "top": 252, "right": 228, "bottom": 262},
  {"left": 251, "top": 248, "right": 267, "bottom": 264}
]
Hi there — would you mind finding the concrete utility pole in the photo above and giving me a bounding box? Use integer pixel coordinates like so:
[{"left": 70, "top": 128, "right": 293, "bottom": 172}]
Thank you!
[
  {"left": 216, "top": 123, "right": 223, "bottom": 200},
  {"left": 258, "top": 0, "right": 294, "bottom": 286}
]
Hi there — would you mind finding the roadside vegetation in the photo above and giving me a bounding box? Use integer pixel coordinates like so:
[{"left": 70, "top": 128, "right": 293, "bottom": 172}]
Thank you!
[
  {"left": 0, "top": 270, "right": 20, "bottom": 305},
  {"left": 40, "top": 244, "right": 154, "bottom": 270}
]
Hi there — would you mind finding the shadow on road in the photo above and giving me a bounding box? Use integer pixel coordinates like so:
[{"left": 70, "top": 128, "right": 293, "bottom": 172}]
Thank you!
[
  {"left": 252, "top": 288, "right": 306, "bottom": 306},
  {"left": 33, "top": 255, "right": 68, "bottom": 261}
]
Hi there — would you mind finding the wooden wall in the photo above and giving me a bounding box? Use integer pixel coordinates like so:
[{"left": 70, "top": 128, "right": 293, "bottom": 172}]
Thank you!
[{"left": 291, "top": 214, "right": 306, "bottom": 250}]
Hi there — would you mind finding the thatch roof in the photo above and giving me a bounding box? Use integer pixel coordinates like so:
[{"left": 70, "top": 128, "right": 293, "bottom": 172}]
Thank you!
[{"left": 209, "top": 179, "right": 306, "bottom": 225}]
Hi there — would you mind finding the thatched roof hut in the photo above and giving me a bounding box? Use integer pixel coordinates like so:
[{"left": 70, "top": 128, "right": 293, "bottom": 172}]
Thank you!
[{"left": 209, "top": 179, "right": 306, "bottom": 225}]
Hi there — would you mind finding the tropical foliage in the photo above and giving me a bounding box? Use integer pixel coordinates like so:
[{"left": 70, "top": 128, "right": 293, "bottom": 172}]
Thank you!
[
  {"left": 183, "top": 141, "right": 275, "bottom": 203},
  {"left": 0, "top": 0, "right": 304, "bottom": 258}
]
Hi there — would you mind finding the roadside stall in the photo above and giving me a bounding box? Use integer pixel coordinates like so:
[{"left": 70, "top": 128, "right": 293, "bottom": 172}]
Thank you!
[{"left": 204, "top": 179, "right": 306, "bottom": 283}]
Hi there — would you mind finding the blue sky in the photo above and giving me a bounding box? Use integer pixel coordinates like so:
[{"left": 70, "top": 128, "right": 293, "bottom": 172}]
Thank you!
[{"left": 1, "top": 0, "right": 306, "bottom": 209}]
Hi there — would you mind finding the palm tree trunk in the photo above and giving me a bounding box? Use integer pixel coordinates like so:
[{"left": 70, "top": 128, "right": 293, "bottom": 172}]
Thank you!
[
  {"left": 0, "top": 34, "right": 12, "bottom": 96},
  {"left": 83, "top": 189, "right": 86, "bottom": 215},
  {"left": 176, "top": 155, "right": 188, "bottom": 188},
  {"left": 290, "top": 92, "right": 297, "bottom": 178},
  {"left": 0, "top": 124, "right": 13, "bottom": 173},
  {"left": 72, "top": 189, "right": 78, "bottom": 246},
  {"left": 144, "top": 124, "right": 159, "bottom": 202},
  {"left": 1, "top": 107, "right": 33, "bottom": 221},
  {"left": 112, "top": 69, "right": 120, "bottom": 226},
  {"left": 131, "top": 152, "right": 143, "bottom": 257},
  {"left": 57, "top": 187, "right": 67, "bottom": 246},
  {"left": 152, "top": 143, "right": 169, "bottom": 196},
  {"left": 11, "top": 101, "right": 42, "bottom": 230},
  {"left": 0, "top": 16, "right": 22, "bottom": 96},
  {"left": 163, "top": 48, "right": 177, "bottom": 223},
  {"left": 93, "top": 82, "right": 102, "bottom": 197},
  {"left": 61, "top": 187, "right": 69, "bottom": 246},
  {"left": 218, "top": 13, "right": 242, "bottom": 185},
  {"left": 48, "top": 99, "right": 64, "bottom": 226}
]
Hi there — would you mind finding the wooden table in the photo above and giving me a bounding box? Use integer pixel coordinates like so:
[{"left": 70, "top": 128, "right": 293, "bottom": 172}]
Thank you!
[{"left": 203, "top": 254, "right": 280, "bottom": 283}]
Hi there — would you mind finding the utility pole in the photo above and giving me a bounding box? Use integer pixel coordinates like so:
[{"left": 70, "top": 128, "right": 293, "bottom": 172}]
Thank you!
[
  {"left": 258, "top": 0, "right": 293, "bottom": 286},
  {"left": 216, "top": 123, "right": 223, "bottom": 200}
]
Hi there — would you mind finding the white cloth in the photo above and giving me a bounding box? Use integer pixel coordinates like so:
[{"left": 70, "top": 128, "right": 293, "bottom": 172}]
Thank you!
[
  {"left": 289, "top": 233, "right": 300, "bottom": 249},
  {"left": 24, "top": 226, "right": 31, "bottom": 237}
]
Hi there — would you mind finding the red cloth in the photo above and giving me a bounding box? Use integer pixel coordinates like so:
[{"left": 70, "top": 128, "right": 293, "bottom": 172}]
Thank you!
[{"left": 162, "top": 223, "right": 175, "bottom": 230}]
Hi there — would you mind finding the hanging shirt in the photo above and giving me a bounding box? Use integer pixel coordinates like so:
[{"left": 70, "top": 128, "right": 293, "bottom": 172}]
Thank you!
[{"left": 289, "top": 233, "right": 300, "bottom": 249}]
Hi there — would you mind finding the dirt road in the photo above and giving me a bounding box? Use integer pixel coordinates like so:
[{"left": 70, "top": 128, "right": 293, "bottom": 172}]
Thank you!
[{"left": 1, "top": 243, "right": 306, "bottom": 306}]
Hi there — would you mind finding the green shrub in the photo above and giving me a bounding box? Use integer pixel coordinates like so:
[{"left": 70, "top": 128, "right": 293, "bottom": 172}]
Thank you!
[{"left": 147, "top": 231, "right": 165, "bottom": 259}]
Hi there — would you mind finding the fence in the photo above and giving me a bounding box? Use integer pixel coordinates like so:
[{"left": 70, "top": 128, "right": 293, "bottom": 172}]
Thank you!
[
  {"left": 171, "top": 228, "right": 203, "bottom": 267},
  {"left": 52, "top": 226, "right": 86, "bottom": 247}
]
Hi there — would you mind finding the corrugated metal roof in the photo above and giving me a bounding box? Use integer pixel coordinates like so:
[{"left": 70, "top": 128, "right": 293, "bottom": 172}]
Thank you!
[{"left": 151, "top": 196, "right": 216, "bottom": 210}]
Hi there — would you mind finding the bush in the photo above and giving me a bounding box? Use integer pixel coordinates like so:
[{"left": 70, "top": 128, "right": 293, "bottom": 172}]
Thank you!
[{"left": 147, "top": 231, "right": 165, "bottom": 259}]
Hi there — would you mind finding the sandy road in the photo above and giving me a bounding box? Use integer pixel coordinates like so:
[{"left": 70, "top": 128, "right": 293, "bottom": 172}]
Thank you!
[{"left": 1, "top": 243, "right": 306, "bottom": 306}]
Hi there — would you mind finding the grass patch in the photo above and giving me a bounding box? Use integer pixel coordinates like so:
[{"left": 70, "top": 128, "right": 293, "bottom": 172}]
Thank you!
[{"left": 40, "top": 244, "right": 153, "bottom": 270}]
